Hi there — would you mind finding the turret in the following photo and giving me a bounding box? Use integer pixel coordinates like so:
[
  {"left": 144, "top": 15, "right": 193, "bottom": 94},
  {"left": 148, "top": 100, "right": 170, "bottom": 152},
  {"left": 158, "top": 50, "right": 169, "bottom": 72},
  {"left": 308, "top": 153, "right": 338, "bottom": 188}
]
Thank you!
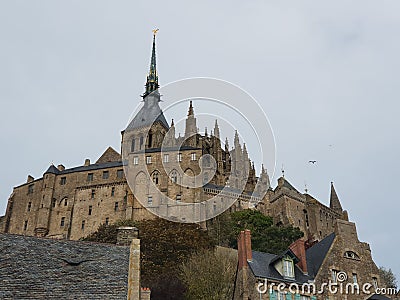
[{"left": 34, "top": 165, "right": 59, "bottom": 237}]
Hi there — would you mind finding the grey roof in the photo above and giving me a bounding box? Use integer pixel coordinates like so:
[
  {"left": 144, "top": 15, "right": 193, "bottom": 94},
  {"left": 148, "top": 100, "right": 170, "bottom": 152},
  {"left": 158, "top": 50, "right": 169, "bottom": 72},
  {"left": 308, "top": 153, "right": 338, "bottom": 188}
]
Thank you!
[
  {"left": 248, "top": 251, "right": 312, "bottom": 284},
  {"left": 16, "top": 161, "right": 126, "bottom": 189},
  {"left": 306, "top": 232, "right": 336, "bottom": 277},
  {"left": 247, "top": 233, "right": 337, "bottom": 284},
  {"left": 0, "top": 233, "right": 130, "bottom": 299},
  {"left": 282, "top": 178, "right": 298, "bottom": 192},
  {"left": 60, "top": 160, "right": 124, "bottom": 174},
  {"left": 133, "top": 145, "right": 200, "bottom": 154},
  {"left": 367, "top": 294, "right": 392, "bottom": 300},
  {"left": 44, "top": 164, "right": 61, "bottom": 175},
  {"left": 126, "top": 92, "right": 169, "bottom": 131}
]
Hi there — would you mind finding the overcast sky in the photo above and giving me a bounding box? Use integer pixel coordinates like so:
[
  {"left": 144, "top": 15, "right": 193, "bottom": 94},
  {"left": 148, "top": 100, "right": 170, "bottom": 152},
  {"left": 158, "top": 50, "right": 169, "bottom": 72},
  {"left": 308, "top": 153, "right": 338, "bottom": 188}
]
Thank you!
[{"left": 1, "top": 1, "right": 399, "bottom": 280}]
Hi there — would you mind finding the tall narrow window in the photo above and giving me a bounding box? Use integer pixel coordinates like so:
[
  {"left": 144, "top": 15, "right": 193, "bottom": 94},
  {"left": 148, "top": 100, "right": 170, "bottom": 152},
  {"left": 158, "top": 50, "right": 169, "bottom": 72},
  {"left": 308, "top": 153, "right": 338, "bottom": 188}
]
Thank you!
[
  {"left": 111, "top": 187, "right": 115, "bottom": 197},
  {"left": 60, "top": 177, "right": 66, "bottom": 185},
  {"left": 114, "top": 202, "right": 119, "bottom": 211},
  {"left": 28, "top": 184, "right": 34, "bottom": 194},
  {"left": 117, "top": 169, "right": 124, "bottom": 179},
  {"left": 171, "top": 171, "right": 178, "bottom": 183},
  {"left": 352, "top": 273, "right": 358, "bottom": 285},
  {"left": 103, "top": 171, "right": 109, "bottom": 179},
  {"left": 283, "top": 258, "right": 294, "bottom": 278},
  {"left": 140, "top": 136, "right": 144, "bottom": 149},
  {"left": 87, "top": 173, "right": 93, "bottom": 182},
  {"left": 60, "top": 217, "right": 65, "bottom": 227},
  {"left": 152, "top": 172, "right": 159, "bottom": 184},
  {"left": 163, "top": 154, "right": 169, "bottom": 163},
  {"left": 81, "top": 220, "right": 85, "bottom": 230},
  {"left": 105, "top": 217, "right": 109, "bottom": 226},
  {"left": 148, "top": 132, "right": 153, "bottom": 148},
  {"left": 88, "top": 205, "right": 92, "bottom": 215},
  {"left": 191, "top": 153, "right": 196, "bottom": 161},
  {"left": 177, "top": 153, "right": 182, "bottom": 162},
  {"left": 372, "top": 277, "right": 378, "bottom": 289},
  {"left": 64, "top": 199, "right": 68, "bottom": 206},
  {"left": 131, "top": 138, "right": 136, "bottom": 152},
  {"left": 304, "top": 209, "right": 309, "bottom": 227},
  {"left": 91, "top": 189, "right": 95, "bottom": 199},
  {"left": 146, "top": 156, "right": 152, "bottom": 164},
  {"left": 27, "top": 202, "right": 32, "bottom": 212},
  {"left": 52, "top": 199, "right": 56, "bottom": 208},
  {"left": 24, "top": 220, "right": 28, "bottom": 231},
  {"left": 176, "top": 194, "right": 181, "bottom": 202},
  {"left": 133, "top": 156, "right": 139, "bottom": 165},
  {"left": 147, "top": 196, "right": 153, "bottom": 205},
  {"left": 332, "top": 269, "right": 338, "bottom": 283}
]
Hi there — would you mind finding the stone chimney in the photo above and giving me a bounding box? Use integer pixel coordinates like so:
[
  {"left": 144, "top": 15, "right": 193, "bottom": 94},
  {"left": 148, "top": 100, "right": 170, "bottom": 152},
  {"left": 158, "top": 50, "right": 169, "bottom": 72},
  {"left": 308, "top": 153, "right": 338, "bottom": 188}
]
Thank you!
[
  {"left": 289, "top": 239, "right": 308, "bottom": 274},
  {"left": 238, "top": 229, "right": 252, "bottom": 270},
  {"left": 128, "top": 238, "right": 141, "bottom": 300},
  {"left": 140, "top": 287, "right": 151, "bottom": 300},
  {"left": 116, "top": 226, "right": 139, "bottom": 246},
  {"left": 84, "top": 159, "right": 90, "bottom": 166},
  {"left": 57, "top": 164, "right": 65, "bottom": 171},
  {"left": 27, "top": 175, "right": 34, "bottom": 183}
]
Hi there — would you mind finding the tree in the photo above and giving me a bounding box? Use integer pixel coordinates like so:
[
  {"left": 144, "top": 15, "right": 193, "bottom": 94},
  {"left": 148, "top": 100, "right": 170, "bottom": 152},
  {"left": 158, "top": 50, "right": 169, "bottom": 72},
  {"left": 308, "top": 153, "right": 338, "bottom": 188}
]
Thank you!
[
  {"left": 379, "top": 266, "right": 398, "bottom": 289},
  {"left": 180, "top": 247, "right": 237, "bottom": 300},
  {"left": 208, "top": 209, "right": 304, "bottom": 254},
  {"left": 83, "top": 218, "right": 215, "bottom": 300}
]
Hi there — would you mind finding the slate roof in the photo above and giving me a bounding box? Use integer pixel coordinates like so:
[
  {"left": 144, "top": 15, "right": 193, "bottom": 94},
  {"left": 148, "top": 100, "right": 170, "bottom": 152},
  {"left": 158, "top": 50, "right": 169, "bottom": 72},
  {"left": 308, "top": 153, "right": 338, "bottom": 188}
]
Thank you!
[
  {"left": 306, "top": 232, "right": 336, "bottom": 278},
  {"left": 367, "top": 294, "right": 392, "bottom": 300},
  {"left": 125, "top": 92, "right": 169, "bottom": 131},
  {"left": 0, "top": 233, "right": 130, "bottom": 300},
  {"left": 248, "top": 251, "right": 312, "bottom": 284},
  {"left": 44, "top": 164, "right": 61, "bottom": 175},
  {"left": 247, "top": 233, "right": 336, "bottom": 284}
]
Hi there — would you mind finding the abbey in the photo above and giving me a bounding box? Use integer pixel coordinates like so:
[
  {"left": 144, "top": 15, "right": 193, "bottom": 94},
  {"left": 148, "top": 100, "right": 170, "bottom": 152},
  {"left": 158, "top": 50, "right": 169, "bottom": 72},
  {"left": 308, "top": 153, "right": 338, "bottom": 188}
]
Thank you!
[{"left": 1, "top": 34, "right": 349, "bottom": 244}]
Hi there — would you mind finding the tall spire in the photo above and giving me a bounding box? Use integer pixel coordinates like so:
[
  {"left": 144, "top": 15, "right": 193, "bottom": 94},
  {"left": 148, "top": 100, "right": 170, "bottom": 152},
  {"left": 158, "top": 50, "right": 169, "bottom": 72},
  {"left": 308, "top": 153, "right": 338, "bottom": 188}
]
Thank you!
[
  {"left": 214, "top": 120, "right": 220, "bottom": 139},
  {"left": 330, "top": 182, "right": 343, "bottom": 212},
  {"left": 143, "top": 29, "right": 159, "bottom": 98}
]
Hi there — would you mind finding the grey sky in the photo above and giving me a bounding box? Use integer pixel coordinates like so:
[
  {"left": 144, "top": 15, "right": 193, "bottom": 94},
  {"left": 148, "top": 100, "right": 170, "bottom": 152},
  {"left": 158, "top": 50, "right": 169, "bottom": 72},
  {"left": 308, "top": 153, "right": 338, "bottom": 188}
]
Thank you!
[{"left": 1, "top": 1, "right": 399, "bottom": 280}]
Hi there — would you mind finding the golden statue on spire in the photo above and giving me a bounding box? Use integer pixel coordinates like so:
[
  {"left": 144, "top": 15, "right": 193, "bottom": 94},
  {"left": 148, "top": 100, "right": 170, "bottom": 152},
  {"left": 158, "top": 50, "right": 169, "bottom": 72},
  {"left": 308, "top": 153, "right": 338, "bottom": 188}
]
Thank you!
[{"left": 152, "top": 28, "right": 159, "bottom": 36}]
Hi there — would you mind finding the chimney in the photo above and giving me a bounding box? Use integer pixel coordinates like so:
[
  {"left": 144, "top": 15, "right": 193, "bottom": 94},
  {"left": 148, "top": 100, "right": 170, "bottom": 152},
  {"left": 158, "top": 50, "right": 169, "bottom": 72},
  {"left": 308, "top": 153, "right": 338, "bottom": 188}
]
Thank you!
[
  {"left": 27, "top": 175, "right": 34, "bottom": 183},
  {"left": 57, "top": 164, "right": 65, "bottom": 171},
  {"left": 289, "top": 239, "right": 308, "bottom": 274},
  {"left": 84, "top": 159, "right": 90, "bottom": 166},
  {"left": 116, "top": 226, "right": 139, "bottom": 246},
  {"left": 128, "top": 238, "right": 141, "bottom": 300},
  {"left": 238, "top": 229, "right": 252, "bottom": 270},
  {"left": 140, "top": 287, "right": 151, "bottom": 300}
]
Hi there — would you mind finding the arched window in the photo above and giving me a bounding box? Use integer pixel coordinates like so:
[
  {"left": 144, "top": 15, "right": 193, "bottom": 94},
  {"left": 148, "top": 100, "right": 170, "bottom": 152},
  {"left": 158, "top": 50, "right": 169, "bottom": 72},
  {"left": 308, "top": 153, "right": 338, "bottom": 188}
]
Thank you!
[
  {"left": 170, "top": 170, "right": 178, "bottom": 183},
  {"left": 139, "top": 136, "right": 144, "bottom": 150},
  {"left": 131, "top": 138, "right": 136, "bottom": 152},
  {"left": 152, "top": 171, "right": 160, "bottom": 184}
]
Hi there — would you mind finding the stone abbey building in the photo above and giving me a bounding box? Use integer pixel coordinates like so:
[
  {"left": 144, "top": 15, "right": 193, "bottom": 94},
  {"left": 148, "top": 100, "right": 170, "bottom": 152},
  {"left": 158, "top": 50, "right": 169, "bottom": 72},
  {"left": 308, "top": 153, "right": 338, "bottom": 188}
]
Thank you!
[{"left": 1, "top": 34, "right": 351, "bottom": 243}]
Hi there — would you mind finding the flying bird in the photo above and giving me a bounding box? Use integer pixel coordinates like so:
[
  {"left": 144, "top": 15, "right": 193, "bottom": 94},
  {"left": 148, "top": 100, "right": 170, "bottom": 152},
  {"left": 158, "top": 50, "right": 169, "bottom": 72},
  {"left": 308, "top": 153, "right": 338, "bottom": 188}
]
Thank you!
[{"left": 309, "top": 160, "right": 317, "bottom": 164}]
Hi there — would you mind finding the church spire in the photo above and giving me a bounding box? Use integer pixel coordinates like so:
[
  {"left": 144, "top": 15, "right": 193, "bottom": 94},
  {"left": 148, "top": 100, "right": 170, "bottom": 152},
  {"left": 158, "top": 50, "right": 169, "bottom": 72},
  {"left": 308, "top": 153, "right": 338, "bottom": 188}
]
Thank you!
[
  {"left": 330, "top": 182, "right": 343, "bottom": 212},
  {"left": 143, "top": 29, "right": 159, "bottom": 98}
]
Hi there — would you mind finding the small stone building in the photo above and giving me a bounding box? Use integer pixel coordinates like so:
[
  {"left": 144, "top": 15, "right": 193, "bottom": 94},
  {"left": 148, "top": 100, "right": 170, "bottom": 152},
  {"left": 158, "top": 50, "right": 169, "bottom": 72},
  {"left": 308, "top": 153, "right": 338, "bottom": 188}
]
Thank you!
[{"left": 234, "top": 220, "right": 392, "bottom": 300}]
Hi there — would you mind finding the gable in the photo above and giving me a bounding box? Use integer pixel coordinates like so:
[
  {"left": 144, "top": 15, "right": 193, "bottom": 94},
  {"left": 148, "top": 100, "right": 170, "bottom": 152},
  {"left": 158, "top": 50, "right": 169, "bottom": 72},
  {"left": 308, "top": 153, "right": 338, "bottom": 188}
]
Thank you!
[{"left": 96, "top": 147, "right": 122, "bottom": 164}]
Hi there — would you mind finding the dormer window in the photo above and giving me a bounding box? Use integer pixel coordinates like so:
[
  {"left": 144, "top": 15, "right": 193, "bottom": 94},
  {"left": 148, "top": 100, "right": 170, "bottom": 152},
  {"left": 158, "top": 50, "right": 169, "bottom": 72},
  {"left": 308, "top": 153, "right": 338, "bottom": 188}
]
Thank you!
[
  {"left": 283, "top": 257, "right": 295, "bottom": 278},
  {"left": 344, "top": 251, "right": 360, "bottom": 260}
]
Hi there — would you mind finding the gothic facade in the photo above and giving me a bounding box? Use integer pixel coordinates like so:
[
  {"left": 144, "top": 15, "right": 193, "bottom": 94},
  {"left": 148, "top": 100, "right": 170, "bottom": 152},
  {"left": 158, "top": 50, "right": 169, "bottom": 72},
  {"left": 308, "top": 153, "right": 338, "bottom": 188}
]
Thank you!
[{"left": 1, "top": 33, "right": 349, "bottom": 244}]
